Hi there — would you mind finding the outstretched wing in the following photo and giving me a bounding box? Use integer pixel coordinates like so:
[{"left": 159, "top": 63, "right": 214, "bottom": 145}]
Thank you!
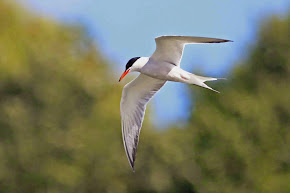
[
  {"left": 150, "top": 36, "right": 232, "bottom": 66},
  {"left": 120, "top": 74, "right": 166, "bottom": 171}
]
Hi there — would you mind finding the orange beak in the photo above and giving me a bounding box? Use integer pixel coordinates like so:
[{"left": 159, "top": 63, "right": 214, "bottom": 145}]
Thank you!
[{"left": 119, "top": 69, "right": 130, "bottom": 82}]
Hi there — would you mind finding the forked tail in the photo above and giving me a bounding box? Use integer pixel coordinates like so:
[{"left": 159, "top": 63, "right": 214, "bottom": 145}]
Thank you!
[{"left": 189, "top": 73, "right": 226, "bottom": 93}]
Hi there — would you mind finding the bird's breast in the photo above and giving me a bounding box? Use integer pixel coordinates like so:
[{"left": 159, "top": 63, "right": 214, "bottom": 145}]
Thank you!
[{"left": 140, "top": 61, "right": 175, "bottom": 81}]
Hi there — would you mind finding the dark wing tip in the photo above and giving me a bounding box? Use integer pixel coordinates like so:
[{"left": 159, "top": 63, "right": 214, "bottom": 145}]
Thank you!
[
  {"left": 128, "top": 156, "right": 135, "bottom": 172},
  {"left": 209, "top": 39, "right": 233, "bottom": 43},
  {"left": 123, "top": 127, "right": 137, "bottom": 172},
  {"left": 128, "top": 133, "right": 139, "bottom": 172},
  {"left": 124, "top": 138, "right": 136, "bottom": 172},
  {"left": 125, "top": 145, "right": 136, "bottom": 172}
]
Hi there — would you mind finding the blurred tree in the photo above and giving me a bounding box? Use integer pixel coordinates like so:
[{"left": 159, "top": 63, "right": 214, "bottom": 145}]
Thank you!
[
  {"left": 0, "top": 1, "right": 289, "bottom": 193},
  {"left": 0, "top": 1, "right": 131, "bottom": 193}
]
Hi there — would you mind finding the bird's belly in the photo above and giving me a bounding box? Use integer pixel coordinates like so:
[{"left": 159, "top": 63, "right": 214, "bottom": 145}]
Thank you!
[
  {"left": 141, "top": 64, "right": 186, "bottom": 82},
  {"left": 141, "top": 71, "right": 168, "bottom": 80},
  {"left": 141, "top": 64, "right": 172, "bottom": 80}
]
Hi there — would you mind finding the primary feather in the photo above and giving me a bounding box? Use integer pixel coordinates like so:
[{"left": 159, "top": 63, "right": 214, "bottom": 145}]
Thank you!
[{"left": 120, "top": 74, "right": 166, "bottom": 171}]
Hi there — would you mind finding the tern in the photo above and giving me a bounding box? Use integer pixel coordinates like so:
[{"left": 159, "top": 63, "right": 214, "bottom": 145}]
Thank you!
[{"left": 119, "top": 36, "right": 232, "bottom": 171}]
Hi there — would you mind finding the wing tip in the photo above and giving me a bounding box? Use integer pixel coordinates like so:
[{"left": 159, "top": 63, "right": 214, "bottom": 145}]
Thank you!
[
  {"left": 225, "top": 39, "right": 233, "bottom": 43},
  {"left": 128, "top": 157, "right": 136, "bottom": 172},
  {"left": 216, "top": 77, "right": 227, "bottom": 80},
  {"left": 124, "top": 144, "right": 136, "bottom": 172},
  {"left": 209, "top": 39, "right": 233, "bottom": 43},
  {"left": 131, "top": 165, "right": 135, "bottom": 172},
  {"left": 155, "top": 35, "right": 233, "bottom": 43}
]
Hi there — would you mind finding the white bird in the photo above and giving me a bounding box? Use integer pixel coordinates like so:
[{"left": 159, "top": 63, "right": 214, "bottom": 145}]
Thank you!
[{"left": 119, "top": 36, "right": 232, "bottom": 171}]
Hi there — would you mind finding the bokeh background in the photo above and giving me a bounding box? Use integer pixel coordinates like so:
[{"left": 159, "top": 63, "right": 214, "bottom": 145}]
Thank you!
[{"left": 0, "top": 0, "right": 289, "bottom": 193}]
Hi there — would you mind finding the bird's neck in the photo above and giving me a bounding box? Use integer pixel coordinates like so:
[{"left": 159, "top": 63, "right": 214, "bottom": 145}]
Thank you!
[{"left": 132, "top": 57, "right": 149, "bottom": 72}]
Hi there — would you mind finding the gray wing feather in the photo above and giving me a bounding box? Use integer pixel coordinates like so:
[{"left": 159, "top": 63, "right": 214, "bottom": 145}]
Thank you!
[
  {"left": 120, "top": 74, "right": 166, "bottom": 171},
  {"left": 151, "top": 35, "right": 232, "bottom": 66}
]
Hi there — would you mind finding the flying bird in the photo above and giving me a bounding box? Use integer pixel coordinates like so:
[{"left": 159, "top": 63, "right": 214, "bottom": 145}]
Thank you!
[{"left": 119, "top": 36, "right": 232, "bottom": 171}]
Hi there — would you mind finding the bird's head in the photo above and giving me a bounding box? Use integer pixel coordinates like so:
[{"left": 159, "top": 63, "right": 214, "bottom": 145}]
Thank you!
[{"left": 119, "top": 57, "right": 148, "bottom": 82}]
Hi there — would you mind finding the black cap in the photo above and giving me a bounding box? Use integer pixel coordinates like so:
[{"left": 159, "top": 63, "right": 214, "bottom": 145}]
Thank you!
[{"left": 125, "top": 57, "right": 140, "bottom": 70}]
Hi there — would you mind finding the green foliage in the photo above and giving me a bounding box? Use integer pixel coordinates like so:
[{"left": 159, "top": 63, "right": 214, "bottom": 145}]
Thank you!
[
  {"left": 0, "top": 1, "right": 128, "bottom": 193},
  {"left": 0, "top": 1, "right": 289, "bottom": 193}
]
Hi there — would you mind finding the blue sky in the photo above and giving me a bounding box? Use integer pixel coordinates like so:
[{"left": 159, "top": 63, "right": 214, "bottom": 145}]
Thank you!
[{"left": 19, "top": 0, "right": 289, "bottom": 128}]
